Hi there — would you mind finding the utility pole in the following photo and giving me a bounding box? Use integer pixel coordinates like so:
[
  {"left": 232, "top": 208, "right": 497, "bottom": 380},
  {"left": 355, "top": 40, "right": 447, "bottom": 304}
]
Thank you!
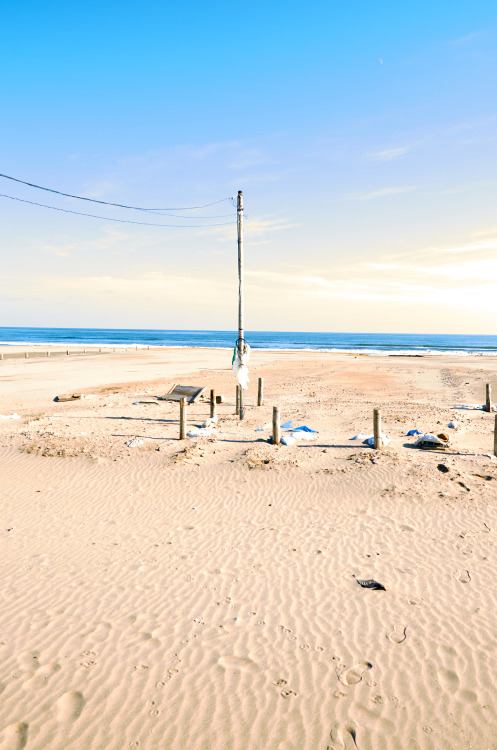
[{"left": 237, "top": 190, "right": 245, "bottom": 420}]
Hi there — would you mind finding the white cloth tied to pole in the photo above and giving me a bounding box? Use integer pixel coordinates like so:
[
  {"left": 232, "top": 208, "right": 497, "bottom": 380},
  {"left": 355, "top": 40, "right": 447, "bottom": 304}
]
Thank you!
[{"left": 233, "top": 342, "right": 251, "bottom": 390}]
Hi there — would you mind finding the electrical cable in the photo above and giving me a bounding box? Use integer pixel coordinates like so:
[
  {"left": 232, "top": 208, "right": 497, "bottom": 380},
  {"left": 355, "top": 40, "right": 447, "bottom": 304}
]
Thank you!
[
  {"left": 0, "top": 193, "right": 237, "bottom": 228},
  {"left": 0, "top": 172, "right": 232, "bottom": 212}
]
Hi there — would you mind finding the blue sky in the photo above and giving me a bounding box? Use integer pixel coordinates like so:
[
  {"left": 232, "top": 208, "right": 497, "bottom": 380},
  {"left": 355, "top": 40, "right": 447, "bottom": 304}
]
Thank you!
[{"left": 1, "top": 1, "right": 497, "bottom": 332}]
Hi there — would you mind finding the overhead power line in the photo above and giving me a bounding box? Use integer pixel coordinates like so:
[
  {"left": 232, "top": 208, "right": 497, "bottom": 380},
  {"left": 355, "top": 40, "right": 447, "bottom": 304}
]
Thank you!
[
  {"left": 0, "top": 172, "right": 232, "bottom": 212},
  {"left": 0, "top": 193, "right": 237, "bottom": 228}
]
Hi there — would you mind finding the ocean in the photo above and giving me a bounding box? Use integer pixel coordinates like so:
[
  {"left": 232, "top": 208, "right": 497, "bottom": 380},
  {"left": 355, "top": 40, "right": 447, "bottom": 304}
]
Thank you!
[{"left": 0, "top": 328, "right": 496, "bottom": 356}]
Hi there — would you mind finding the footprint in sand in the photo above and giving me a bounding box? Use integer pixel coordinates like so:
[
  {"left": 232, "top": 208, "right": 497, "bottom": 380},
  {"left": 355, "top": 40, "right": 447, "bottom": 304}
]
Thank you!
[
  {"left": 218, "top": 656, "right": 258, "bottom": 673},
  {"left": 386, "top": 626, "right": 407, "bottom": 644},
  {"left": 26, "top": 663, "right": 60, "bottom": 689},
  {"left": 0, "top": 722, "right": 29, "bottom": 750},
  {"left": 456, "top": 570, "right": 471, "bottom": 583},
  {"left": 327, "top": 722, "right": 358, "bottom": 749},
  {"left": 54, "top": 691, "right": 85, "bottom": 722},
  {"left": 337, "top": 661, "right": 372, "bottom": 686},
  {"left": 17, "top": 651, "right": 40, "bottom": 672}
]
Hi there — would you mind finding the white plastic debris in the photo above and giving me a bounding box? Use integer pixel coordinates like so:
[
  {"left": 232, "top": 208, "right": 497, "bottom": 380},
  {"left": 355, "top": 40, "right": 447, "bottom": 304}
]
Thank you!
[
  {"left": 366, "top": 434, "right": 391, "bottom": 446},
  {"left": 281, "top": 435, "right": 296, "bottom": 446},
  {"left": 448, "top": 421, "right": 458, "bottom": 429},
  {"left": 292, "top": 431, "right": 316, "bottom": 441},
  {"left": 187, "top": 428, "right": 213, "bottom": 437},
  {"left": 124, "top": 438, "right": 144, "bottom": 447},
  {"left": 232, "top": 342, "right": 251, "bottom": 390},
  {"left": 352, "top": 433, "right": 373, "bottom": 441},
  {"left": 0, "top": 413, "right": 20, "bottom": 420},
  {"left": 414, "top": 433, "right": 448, "bottom": 447},
  {"left": 201, "top": 417, "right": 218, "bottom": 428}
]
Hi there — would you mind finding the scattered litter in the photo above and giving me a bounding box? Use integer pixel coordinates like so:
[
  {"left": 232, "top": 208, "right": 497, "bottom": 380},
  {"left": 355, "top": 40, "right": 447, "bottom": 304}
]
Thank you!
[
  {"left": 292, "top": 431, "right": 316, "bottom": 441},
  {"left": 281, "top": 435, "right": 296, "bottom": 446},
  {"left": 281, "top": 420, "right": 293, "bottom": 429},
  {"left": 366, "top": 434, "right": 391, "bottom": 446},
  {"left": 0, "top": 413, "right": 20, "bottom": 420},
  {"left": 201, "top": 417, "right": 218, "bottom": 428},
  {"left": 355, "top": 577, "right": 386, "bottom": 591},
  {"left": 352, "top": 433, "right": 372, "bottom": 441},
  {"left": 447, "top": 421, "right": 458, "bottom": 429},
  {"left": 455, "top": 404, "right": 496, "bottom": 411},
  {"left": 232, "top": 342, "right": 250, "bottom": 389},
  {"left": 255, "top": 423, "right": 271, "bottom": 431},
  {"left": 414, "top": 433, "right": 449, "bottom": 450},
  {"left": 124, "top": 438, "right": 144, "bottom": 447},
  {"left": 133, "top": 400, "right": 157, "bottom": 405},
  {"left": 215, "top": 395, "right": 225, "bottom": 404},
  {"left": 7, "top": 527, "right": 15, "bottom": 532},
  {"left": 193, "top": 618, "right": 204, "bottom": 625},
  {"left": 437, "top": 464, "right": 450, "bottom": 473},
  {"left": 293, "top": 425, "right": 318, "bottom": 433},
  {"left": 54, "top": 394, "right": 81, "bottom": 402},
  {"left": 407, "top": 429, "right": 422, "bottom": 436},
  {"left": 187, "top": 428, "right": 213, "bottom": 437}
]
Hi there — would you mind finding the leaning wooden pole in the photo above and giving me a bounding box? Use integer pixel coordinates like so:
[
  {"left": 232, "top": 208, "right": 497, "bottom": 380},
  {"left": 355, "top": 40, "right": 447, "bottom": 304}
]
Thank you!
[
  {"left": 258, "top": 377, "right": 264, "bottom": 406},
  {"left": 272, "top": 406, "right": 281, "bottom": 445},
  {"left": 237, "top": 189, "right": 245, "bottom": 420},
  {"left": 179, "top": 397, "right": 187, "bottom": 440},
  {"left": 373, "top": 409, "right": 382, "bottom": 449},
  {"left": 486, "top": 384, "right": 492, "bottom": 413}
]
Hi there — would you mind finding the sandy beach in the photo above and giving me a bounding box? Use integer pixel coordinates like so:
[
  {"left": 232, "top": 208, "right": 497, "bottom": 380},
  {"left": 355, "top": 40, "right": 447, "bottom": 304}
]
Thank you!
[{"left": 1, "top": 346, "right": 497, "bottom": 750}]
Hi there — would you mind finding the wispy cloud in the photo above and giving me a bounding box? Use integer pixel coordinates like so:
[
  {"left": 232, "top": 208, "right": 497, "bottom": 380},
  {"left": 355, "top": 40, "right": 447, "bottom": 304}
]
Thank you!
[
  {"left": 369, "top": 146, "right": 410, "bottom": 161},
  {"left": 347, "top": 186, "right": 417, "bottom": 200}
]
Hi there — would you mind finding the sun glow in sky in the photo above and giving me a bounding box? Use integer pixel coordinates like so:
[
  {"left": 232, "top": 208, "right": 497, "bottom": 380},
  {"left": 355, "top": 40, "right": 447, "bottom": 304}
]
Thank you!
[{"left": 1, "top": 1, "right": 497, "bottom": 333}]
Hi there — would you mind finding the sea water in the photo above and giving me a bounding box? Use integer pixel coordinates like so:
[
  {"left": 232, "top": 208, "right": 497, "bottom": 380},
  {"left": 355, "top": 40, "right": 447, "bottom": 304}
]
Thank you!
[{"left": 0, "top": 328, "right": 496, "bottom": 356}]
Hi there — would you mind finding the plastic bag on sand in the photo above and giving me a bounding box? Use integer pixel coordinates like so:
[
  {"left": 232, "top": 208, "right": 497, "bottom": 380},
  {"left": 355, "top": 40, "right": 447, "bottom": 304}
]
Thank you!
[
  {"left": 201, "top": 417, "right": 218, "bottom": 428},
  {"left": 292, "top": 431, "right": 315, "bottom": 441},
  {"left": 125, "top": 438, "right": 144, "bottom": 447},
  {"left": 0, "top": 413, "right": 20, "bottom": 420},
  {"left": 292, "top": 425, "right": 317, "bottom": 433},
  {"left": 407, "top": 429, "right": 422, "bottom": 436},
  {"left": 187, "top": 428, "right": 213, "bottom": 437},
  {"left": 232, "top": 343, "right": 251, "bottom": 390},
  {"left": 414, "top": 433, "right": 448, "bottom": 447},
  {"left": 366, "top": 434, "right": 391, "bottom": 446},
  {"left": 352, "top": 432, "right": 372, "bottom": 441},
  {"left": 281, "top": 435, "right": 296, "bottom": 446}
]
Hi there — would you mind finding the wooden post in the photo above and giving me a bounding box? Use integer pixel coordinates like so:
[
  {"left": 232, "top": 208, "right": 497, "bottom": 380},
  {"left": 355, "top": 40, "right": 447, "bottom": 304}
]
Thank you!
[
  {"left": 237, "top": 190, "right": 245, "bottom": 421},
  {"left": 373, "top": 409, "right": 382, "bottom": 449},
  {"left": 210, "top": 389, "right": 217, "bottom": 419},
  {"left": 486, "top": 384, "right": 492, "bottom": 413},
  {"left": 47, "top": 351, "right": 50, "bottom": 357},
  {"left": 494, "top": 414, "right": 497, "bottom": 457},
  {"left": 83, "top": 349, "right": 86, "bottom": 354},
  {"left": 25, "top": 352, "right": 29, "bottom": 359},
  {"left": 235, "top": 385, "right": 240, "bottom": 415},
  {"left": 258, "top": 377, "right": 264, "bottom": 406},
  {"left": 0, "top": 353, "right": 3, "bottom": 360},
  {"left": 272, "top": 406, "right": 281, "bottom": 445},
  {"left": 66, "top": 350, "right": 69, "bottom": 355},
  {"left": 179, "top": 397, "right": 187, "bottom": 440}
]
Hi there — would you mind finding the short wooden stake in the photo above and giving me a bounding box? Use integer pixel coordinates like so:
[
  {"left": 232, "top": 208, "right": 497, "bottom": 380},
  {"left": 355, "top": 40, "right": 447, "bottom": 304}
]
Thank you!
[
  {"left": 258, "top": 377, "right": 264, "bottom": 406},
  {"left": 494, "top": 414, "right": 497, "bottom": 457},
  {"left": 83, "top": 349, "right": 86, "bottom": 354},
  {"left": 272, "top": 406, "right": 281, "bottom": 445},
  {"left": 25, "top": 352, "right": 29, "bottom": 359},
  {"left": 210, "top": 389, "right": 217, "bottom": 419},
  {"left": 0, "top": 352, "right": 3, "bottom": 360},
  {"left": 373, "top": 408, "right": 382, "bottom": 449},
  {"left": 47, "top": 351, "right": 50, "bottom": 357},
  {"left": 486, "top": 384, "right": 492, "bottom": 413},
  {"left": 66, "top": 350, "right": 69, "bottom": 355},
  {"left": 179, "top": 397, "right": 187, "bottom": 440},
  {"left": 235, "top": 385, "right": 240, "bottom": 415}
]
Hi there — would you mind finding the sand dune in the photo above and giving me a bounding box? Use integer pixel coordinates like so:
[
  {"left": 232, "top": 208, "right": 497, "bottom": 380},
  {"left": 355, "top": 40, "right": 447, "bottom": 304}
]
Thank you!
[{"left": 0, "top": 348, "right": 496, "bottom": 749}]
